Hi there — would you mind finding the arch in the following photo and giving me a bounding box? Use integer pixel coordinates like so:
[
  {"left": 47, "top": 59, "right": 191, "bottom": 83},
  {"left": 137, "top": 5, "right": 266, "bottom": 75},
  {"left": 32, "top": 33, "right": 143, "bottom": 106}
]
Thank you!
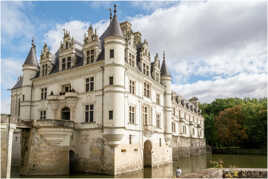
[
  {"left": 69, "top": 150, "right": 75, "bottom": 173},
  {"left": 144, "top": 140, "right": 152, "bottom": 168},
  {"left": 61, "top": 107, "right": 70, "bottom": 120}
]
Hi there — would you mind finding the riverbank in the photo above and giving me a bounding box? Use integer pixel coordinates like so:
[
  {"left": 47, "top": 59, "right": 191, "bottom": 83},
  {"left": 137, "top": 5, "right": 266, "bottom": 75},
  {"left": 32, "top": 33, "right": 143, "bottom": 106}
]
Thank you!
[
  {"left": 212, "top": 147, "right": 267, "bottom": 155},
  {"left": 182, "top": 168, "right": 267, "bottom": 178}
]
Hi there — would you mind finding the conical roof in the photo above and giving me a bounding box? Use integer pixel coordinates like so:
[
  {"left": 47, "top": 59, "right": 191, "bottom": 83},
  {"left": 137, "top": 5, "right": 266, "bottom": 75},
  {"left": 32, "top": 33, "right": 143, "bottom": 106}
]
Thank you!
[
  {"left": 100, "top": 14, "right": 123, "bottom": 41},
  {"left": 160, "top": 59, "right": 171, "bottom": 77},
  {"left": 23, "top": 40, "right": 39, "bottom": 67}
]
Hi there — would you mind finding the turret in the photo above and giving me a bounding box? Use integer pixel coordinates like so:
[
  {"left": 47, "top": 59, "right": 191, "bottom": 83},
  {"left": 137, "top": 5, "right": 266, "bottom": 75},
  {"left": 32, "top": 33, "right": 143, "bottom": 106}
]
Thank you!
[
  {"left": 22, "top": 39, "right": 39, "bottom": 86},
  {"left": 160, "top": 51, "right": 172, "bottom": 143},
  {"left": 21, "top": 39, "right": 39, "bottom": 121},
  {"left": 102, "top": 5, "right": 126, "bottom": 146}
]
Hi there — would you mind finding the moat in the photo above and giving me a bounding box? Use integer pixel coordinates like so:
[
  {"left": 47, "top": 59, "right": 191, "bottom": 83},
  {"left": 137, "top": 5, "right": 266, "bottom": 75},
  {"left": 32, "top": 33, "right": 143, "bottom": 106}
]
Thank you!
[{"left": 12, "top": 154, "right": 267, "bottom": 178}]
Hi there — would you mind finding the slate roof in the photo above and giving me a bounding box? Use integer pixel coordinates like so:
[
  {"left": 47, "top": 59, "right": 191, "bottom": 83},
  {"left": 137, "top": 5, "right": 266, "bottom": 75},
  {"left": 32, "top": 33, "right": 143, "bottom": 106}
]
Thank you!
[
  {"left": 23, "top": 42, "right": 39, "bottom": 67},
  {"left": 160, "top": 59, "right": 171, "bottom": 77},
  {"left": 11, "top": 77, "right": 23, "bottom": 90},
  {"left": 100, "top": 14, "right": 123, "bottom": 42}
]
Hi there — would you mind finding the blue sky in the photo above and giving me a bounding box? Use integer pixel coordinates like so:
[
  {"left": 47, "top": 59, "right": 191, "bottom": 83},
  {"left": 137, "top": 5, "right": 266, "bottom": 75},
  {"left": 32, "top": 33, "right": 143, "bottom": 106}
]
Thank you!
[{"left": 1, "top": 0, "right": 267, "bottom": 114}]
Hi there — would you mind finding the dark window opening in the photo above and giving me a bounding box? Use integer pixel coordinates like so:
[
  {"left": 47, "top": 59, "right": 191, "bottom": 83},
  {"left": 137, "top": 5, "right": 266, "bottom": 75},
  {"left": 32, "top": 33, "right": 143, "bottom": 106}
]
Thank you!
[
  {"left": 62, "top": 107, "right": 70, "bottom": 120},
  {"left": 110, "top": 49, "right": 114, "bottom": 58}
]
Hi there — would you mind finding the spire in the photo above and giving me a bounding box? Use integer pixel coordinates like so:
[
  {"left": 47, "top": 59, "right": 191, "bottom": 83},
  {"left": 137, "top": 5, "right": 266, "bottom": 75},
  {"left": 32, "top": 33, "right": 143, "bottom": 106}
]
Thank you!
[
  {"left": 160, "top": 51, "right": 171, "bottom": 77},
  {"left": 114, "top": 4, "right": 117, "bottom": 16},
  {"left": 100, "top": 4, "right": 123, "bottom": 41},
  {"left": 109, "top": 8, "right": 112, "bottom": 22},
  {"left": 23, "top": 38, "right": 39, "bottom": 67}
]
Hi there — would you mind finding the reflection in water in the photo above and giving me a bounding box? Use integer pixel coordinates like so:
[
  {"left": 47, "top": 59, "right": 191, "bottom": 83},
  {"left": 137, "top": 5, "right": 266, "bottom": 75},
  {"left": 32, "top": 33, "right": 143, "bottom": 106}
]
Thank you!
[
  {"left": 117, "top": 155, "right": 207, "bottom": 178},
  {"left": 11, "top": 154, "right": 267, "bottom": 178}
]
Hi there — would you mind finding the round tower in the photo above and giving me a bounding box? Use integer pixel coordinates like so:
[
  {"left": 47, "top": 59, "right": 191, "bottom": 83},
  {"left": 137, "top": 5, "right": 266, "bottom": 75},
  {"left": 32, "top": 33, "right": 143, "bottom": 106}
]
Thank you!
[
  {"left": 21, "top": 39, "right": 39, "bottom": 121},
  {"left": 102, "top": 5, "right": 126, "bottom": 146},
  {"left": 160, "top": 51, "right": 172, "bottom": 143}
]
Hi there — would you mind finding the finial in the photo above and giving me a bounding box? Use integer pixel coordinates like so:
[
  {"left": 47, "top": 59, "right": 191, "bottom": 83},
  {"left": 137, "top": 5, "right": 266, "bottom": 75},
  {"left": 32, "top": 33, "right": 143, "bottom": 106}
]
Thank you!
[
  {"left": 114, "top": 4, "right": 117, "bottom": 16},
  {"left": 109, "top": 8, "right": 112, "bottom": 21},
  {"left": 31, "top": 37, "right": 35, "bottom": 47}
]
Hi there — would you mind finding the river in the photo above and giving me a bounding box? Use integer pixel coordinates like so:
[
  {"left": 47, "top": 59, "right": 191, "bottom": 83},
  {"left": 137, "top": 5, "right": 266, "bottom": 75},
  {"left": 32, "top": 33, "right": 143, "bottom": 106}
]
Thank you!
[{"left": 13, "top": 154, "right": 267, "bottom": 178}]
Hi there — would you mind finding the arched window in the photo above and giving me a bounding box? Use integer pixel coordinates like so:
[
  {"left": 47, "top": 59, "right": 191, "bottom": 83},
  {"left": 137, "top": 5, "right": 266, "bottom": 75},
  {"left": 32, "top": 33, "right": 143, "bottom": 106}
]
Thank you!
[{"left": 62, "top": 107, "right": 70, "bottom": 120}]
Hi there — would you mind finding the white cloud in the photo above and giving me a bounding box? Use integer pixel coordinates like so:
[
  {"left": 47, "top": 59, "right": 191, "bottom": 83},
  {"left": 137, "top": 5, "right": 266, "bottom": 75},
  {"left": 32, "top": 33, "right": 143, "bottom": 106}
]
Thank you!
[
  {"left": 172, "top": 73, "right": 267, "bottom": 103},
  {"left": 129, "top": 0, "right": 267, "bottom": 79},
  {"left": 1, "top": 58, "right": 23, "bottom": 90},
  {"left": 1, "top": 2, "right": 34, "bottom": 41}
]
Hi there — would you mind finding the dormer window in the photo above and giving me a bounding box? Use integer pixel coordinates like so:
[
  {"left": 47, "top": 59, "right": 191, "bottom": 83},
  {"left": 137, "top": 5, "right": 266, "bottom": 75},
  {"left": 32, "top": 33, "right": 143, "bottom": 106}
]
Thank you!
[
  {"left": 42, "top": 64, "right": 48, "bottom": 76},
  {"left": 90, "top": 49, "right": 94, "bottom": 63},
  {"left": 67, "top": 57, "right": 71, "bottom": 69},
  {"left": 62, "top": 58, "right": 66, "bottom": 71},
  {"left": 110, "top": 49, "right": 114, "bottom": 58}
]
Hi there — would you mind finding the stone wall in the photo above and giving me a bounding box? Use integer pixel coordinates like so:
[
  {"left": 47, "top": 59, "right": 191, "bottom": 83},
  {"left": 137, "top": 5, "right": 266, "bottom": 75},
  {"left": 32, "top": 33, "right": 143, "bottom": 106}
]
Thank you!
[
  {"left": 72, "top": 129, "right": 115, "bottom": 175},
  {"left": 20, "top": 120, "right": 73, "bottom": 176},
  {"left": 1, "top": 130, "right": 8, "bottom": 178},
  {"left": 172, "top": 136, "right": 206, "bottom": 160}
]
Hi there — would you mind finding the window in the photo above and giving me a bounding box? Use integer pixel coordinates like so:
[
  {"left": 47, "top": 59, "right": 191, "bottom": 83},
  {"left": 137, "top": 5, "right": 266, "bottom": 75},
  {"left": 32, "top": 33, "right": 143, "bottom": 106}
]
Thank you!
[
  {"left": 156, "top": 114, "right": 161, "bottom": 128},
  {"left": 192, "top": 128, "right": 195, "bottom": 136},
  {"left": 66, "top": 42, "right": 69, "bottom": 49},
  {"left": 143, "top": 63, "right": 146, "bottom": 75},
  {"left": 86, "top": 77, "right": 94, "bottom": 92},
  {"left": 86, "top": 78, "right": 90, "bottom": 92},
  {"left": 67, "top": 57, "right": 71, "bottom": 69},
  {"left": 40, "top": 110, "right": 46, "bottom": 120},
  {"left": 129, "top": 135, "right": 132, "bottom": 144},
  {"left": 129, "top": 106, "right": 135, "bottom": 124},
  {"left": 90, "top": 49, "right": 94, "bottom": 63},
  {"left": 159, "top": 138, "right": 162, "bottom": 147},
  {"left": 85, "top": 104, "right": 94, "bottom": 122},
  {"left": 144, "top": 106, "right": 148, "bottom": 125},
  {"left": 129, "top": 80, "right": 135, "bottom": 94},
  {"left": 109, "top": 110, "right": 113, "bottom": 120},
  {"left": 146, "top": 65, "right": 149, "bottom": 76},
  {"left": 62, "top": 58, "right": 66, "bottom": 71},
  {"left": 42, "top": 64, "right": 48, "bottom": 76},
  {"left": 144, "top": 82, "right": 151, "bottom": 98},
  {"left": 86, "top": 51, "right": 90, "bottom": 64},
  {"left": 62, "top": 84, "right": 71, "bottom": 93},
  {"left": 109, "top": 76, "right": 114, "bottom": 85},
  {"left": 22, "top": 95, "right": 25, "bottom": 101},
  {"left": 183, "top": 126, "right": 186, "bottom": 134},
  {"left": 172, "top": 122, "right": 176, "bottom": 132},
  {"left": 110, "top": 49, "right": 114, "bottom": 58},
  {"left": 41, "top": 88, "right": 47, "bottom": 100},
  {"left": 156, "top": 94, "right": 160, "bottom": 105}
]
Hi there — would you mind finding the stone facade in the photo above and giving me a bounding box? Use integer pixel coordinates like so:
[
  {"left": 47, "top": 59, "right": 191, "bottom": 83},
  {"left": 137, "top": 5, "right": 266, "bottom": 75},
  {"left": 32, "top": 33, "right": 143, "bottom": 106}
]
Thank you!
[{"left": 7, "top": 5, "right": 205, "bottom": 176}]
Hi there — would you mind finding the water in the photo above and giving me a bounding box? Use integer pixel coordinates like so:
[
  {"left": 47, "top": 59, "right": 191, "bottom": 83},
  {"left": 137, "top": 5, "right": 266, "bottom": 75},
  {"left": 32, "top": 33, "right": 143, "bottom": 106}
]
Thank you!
[{"left": 13, "top": 154, "right": 267, "bottom": 178}]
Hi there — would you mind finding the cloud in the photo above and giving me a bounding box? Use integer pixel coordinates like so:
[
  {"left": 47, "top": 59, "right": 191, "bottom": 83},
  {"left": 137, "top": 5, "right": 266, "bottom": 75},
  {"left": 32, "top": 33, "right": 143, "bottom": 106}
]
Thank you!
[
  {"left": 44, "top": 20, "right": 109, "bottom": 53},
  {"left": 1, "top": 2, "right": 34, "bottom": 41},
  {"left": 1, "top": 58, "right": 23, "bottom": 90},
  {"left": 172, "top": 72, "right": 267, "bottom": 103},
  {"left": 129, "top": 0, "right": 267, "bottom": 79}
]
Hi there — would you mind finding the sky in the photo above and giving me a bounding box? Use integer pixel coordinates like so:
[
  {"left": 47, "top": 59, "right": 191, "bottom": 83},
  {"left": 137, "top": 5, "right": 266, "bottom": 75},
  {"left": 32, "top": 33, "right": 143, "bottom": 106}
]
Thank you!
[{"left": 1, "top": 0, "right": 267, "bottom": 114}]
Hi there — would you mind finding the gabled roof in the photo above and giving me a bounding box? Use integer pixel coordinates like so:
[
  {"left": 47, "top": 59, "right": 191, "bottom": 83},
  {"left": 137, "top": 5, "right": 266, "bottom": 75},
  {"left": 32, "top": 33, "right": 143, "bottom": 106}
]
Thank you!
[
  {"left": 160, "top": 59, "right": 171, "bottom": 77},
  {"left": 23, "top": 41, "right": 39, "bottom": 67}
]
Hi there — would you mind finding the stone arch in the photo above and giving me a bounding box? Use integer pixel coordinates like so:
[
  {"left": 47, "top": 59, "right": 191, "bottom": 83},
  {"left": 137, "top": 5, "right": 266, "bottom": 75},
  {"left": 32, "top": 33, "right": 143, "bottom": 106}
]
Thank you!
[
  {"left": 61, "top": 107, "right": 70, "bottom": 120},
  {"left": 144, "top": 140, "right": 152, "bottom": 168},
  {"left": 69, "top": 150, "right": 76, "bottom": 173}
]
